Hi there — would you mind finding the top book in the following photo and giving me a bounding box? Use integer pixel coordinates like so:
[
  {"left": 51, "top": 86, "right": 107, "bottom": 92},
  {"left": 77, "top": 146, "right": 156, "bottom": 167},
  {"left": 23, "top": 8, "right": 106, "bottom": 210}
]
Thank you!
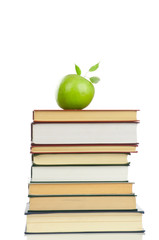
[{"left": 33, "top": 110, "right": 139, "bottom": 122}]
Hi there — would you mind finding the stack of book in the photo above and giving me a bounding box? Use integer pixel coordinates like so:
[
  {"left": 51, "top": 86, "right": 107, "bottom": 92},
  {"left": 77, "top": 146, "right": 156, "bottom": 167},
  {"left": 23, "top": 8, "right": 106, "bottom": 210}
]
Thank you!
[{"left": 25, "top": 110, "right": 145, "bottom": 240}]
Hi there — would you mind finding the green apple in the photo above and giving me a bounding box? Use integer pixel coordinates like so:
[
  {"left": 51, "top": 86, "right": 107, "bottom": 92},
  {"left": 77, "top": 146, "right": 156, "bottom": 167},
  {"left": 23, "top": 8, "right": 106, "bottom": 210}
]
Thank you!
[{"left": 56, "top": 74, "right": 95, "bottom": 109}]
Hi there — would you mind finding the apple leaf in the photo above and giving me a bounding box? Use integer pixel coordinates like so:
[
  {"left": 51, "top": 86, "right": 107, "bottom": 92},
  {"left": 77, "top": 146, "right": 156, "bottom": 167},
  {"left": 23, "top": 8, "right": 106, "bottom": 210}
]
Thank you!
[
  {"left": 75, "top": 64, "right": 81, "bottom": 75},
  {"left": 90, "top": 76, "right": 100, "bottom": 84},
  {"left": 89, "top": 62, "right": 100, "bottom": 72}
]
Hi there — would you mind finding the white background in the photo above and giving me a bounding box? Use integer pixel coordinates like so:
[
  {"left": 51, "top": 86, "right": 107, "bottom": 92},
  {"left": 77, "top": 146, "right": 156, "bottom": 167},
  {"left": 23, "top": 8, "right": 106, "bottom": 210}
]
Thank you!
[{"left": 0, "top": 0, "right": 159, "bottom": 239}]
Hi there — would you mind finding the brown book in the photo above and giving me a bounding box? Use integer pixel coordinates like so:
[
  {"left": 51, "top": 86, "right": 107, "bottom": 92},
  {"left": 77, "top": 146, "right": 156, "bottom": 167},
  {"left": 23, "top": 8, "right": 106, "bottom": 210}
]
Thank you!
[
  {"left": 31, "top": 144, "right": 138, "bottom": 153},
  {"left": 33, "top": 110, "right": 139, "bottom": 122},
  {"left": 29, "top": 182, "right": 133, "bottom": 195},
  {"left": 29, "top": 195, "right": 136, "bottom": 211}
]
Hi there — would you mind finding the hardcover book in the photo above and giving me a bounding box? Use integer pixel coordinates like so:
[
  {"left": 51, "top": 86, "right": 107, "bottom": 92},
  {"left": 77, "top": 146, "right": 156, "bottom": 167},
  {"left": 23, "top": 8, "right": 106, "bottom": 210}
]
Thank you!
[
  {"left": 31, "top": 122, "right": 138, "bottom": 145},
  {"left": 24, "top": 109, "right": 144, "bottom": 238},
  {"left": 31, "top": 144, "right": 138, "bottom": 153},
  {"left": 31, "top": 164, "right": 129, "bottom": 182},
  {"left": 25, "top": 208, "right": 144, "bottom": 233},
  {"left": 29, "top": 182, "right": 134, "bottom": 195},
  {"left": 32, "top": 153, "right": 129, "bottom": 165},
  {"left": 33, "top": 110, "right": 139, "bottom": 122},
  {"left": 28, "top": 195, "right": 136, "bottom": 211}
]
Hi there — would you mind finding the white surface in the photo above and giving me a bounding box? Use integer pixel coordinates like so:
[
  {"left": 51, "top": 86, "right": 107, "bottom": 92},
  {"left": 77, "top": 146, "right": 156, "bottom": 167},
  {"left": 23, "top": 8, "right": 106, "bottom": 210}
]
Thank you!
[
  {"left": 26, "top": 233, "right": 144, "bottom": 240},
  {"left": 32, "top": 166, "right": 128, "bottom": 182},
  {"left": 32, "top": 123, "right": 137, "bottom": 144},
  {"left": 0, "top": 0, "right": 159, "bottom": 239}
]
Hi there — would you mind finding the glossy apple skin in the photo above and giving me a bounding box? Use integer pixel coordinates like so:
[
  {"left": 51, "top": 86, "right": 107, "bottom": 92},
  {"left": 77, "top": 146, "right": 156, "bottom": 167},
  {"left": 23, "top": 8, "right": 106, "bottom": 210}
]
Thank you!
[{"left": 56, "top": 74, "right": 95, "bottom": 109}]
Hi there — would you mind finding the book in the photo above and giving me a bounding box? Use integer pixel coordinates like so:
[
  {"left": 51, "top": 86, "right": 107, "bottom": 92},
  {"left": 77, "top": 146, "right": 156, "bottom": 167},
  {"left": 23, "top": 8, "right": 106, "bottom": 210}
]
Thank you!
[
  {"left": 29, "top": 182, "right": 134, "bottom": 195},
  {"left": 33, "top": 110, "right": 139, "bottom": 122},
  {"left": 31, "top": 165, "right": 129, "bottom": 182},
  {"left": 31, "top": 144, "right": 138, "bottom": 153},
  {"left": 28, "top": 195, "right": 136, "bottom": 211},
  {"left": 24, "top": 109, "right": 145, "bottom": 237},
  {"left": 32, "top": 153, "right": 129, "bottom": 165},
  {"left": 31, "top": 122, "right": 138, "bottom": 145},
  {"left": 26, "top": 232, "right": 144, "bottom": 240},
  {"left": 25, "top": 208, "right": 144, "bottom": 233}
]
